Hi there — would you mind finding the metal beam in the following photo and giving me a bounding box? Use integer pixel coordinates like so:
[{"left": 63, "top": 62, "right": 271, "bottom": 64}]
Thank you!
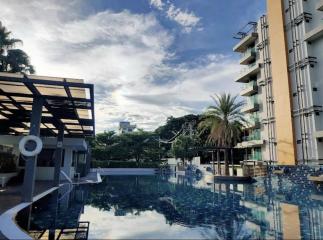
[
  {"left": 0, "top": 74, "right": 93, "bottom": 88},
  {"left": 63, "top": 79, "right": 85, "bottom": 133},
  {"left": 22, "top": 76, "right": 71, "bottom": 136},
  {"left": 22, "top": 97, "right": 43, "bottom": 202},
  {"left": 89, "top": 85, "right": 95, "bottom": 135}
]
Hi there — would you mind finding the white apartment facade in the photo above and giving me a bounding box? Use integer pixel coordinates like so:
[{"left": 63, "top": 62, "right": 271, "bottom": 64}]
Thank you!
[{"left": 234, "top": 0, "right": 323, "bottom": 166}]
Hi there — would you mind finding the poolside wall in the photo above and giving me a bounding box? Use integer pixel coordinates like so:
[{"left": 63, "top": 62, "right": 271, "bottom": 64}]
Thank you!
[{"left": 91, "top": 168, "right": 157, "bottom": 175}]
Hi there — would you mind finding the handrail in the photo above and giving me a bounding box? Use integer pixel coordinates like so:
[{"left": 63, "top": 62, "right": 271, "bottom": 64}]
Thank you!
[{"left": 59, "top": 170, "right": 73, "bottom": 201}]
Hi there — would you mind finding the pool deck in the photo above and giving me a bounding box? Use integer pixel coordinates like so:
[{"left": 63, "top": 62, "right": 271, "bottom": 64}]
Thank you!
[{"left": 0, "top": 181, "right": 54, "bottom": 215}]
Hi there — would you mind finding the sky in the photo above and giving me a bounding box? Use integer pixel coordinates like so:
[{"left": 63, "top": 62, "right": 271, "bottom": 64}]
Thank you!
[{"left": 0, "top": 0, "right": 266, "bottom": 132}]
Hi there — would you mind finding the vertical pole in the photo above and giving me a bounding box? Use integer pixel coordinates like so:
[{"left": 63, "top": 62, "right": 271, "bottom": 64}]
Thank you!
[
  {"left": 53, "top": 124, "right": 64, "bottom": 187},
  {"left": 217, "top": 150, "right": 221, "bottom": 175},
  {"left": 22, "top": 97, "right": 43, "bottom": 202},
  {"left": 212, "top": 151, "right": 215, "bottom": 175},
  {"left": 231, "top": 148, "right": 235, "bottom": 176}
]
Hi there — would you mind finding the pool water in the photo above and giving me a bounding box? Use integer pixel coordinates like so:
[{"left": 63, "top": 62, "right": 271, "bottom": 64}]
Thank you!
[{"left": 17, "top": 173, "right": 323, "bottom": 239}]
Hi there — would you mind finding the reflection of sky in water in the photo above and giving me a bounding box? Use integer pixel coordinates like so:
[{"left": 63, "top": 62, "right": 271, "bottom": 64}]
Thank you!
[
  {"left": 80, "top": 175, "right": 306, "bottom": 239},
  {"left": 15, "top": 173, "right": 323, "bottom": 239},
  {"left": 81, "top": 206, "right": 223, "bottom": 239}
]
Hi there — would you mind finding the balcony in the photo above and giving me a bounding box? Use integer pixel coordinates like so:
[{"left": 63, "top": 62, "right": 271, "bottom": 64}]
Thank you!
[
  {"left": 241, "top": 98, "right": 259, "bottom": 113},
  {"left": 233, "top": 32, "right": 258, "bottom": 53},
  {"left": 304, "top": 24, "right": 323, "bottom": 42},
  {"left": 245, "top": 116, "right": 260, "bottom": 130},
  {"left": 239, "top": 48, "right": 256, "bottom": 65},
  {"left": 240, "top": 81, "right": 258, "bottom": 96},
  {"left": 317, "top": 0, "right": 323, "bottom": 11},
  {"left": 244, "top": 153, "right": 262, "bottom": 161},
  {"left": 314, "top": 131, "right": 323, "bottom": 139},
  {"left": 236, "top": 131, "right": 264, "bottom": 148},
  {"left": 235, "top": 63, "right": 261, "bottom": 83}
]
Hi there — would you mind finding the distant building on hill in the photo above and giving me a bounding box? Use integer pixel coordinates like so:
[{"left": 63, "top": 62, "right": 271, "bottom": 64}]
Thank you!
[{"left": 119, "top": 121, "right": 136, "bottom": 134}]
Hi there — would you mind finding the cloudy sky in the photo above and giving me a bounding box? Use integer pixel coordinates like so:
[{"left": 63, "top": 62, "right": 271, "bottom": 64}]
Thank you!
[{"left": 0, "top": 0, "right": 265, "bottom": 132}]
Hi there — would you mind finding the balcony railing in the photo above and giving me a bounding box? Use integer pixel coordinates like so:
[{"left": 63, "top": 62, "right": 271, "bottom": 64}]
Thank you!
[
  {"left": 235, "top": 63, "right": 261, "bottom": 82},
  {"left": 240, "top": 48, "right": 256, "bottom": 65},
  {"left": 233, "top": 32, "right": 258, "bottom": 53},
  {"left": 304, "top": 24, "right": 323, "bottom": 42},
  {"left": 240, "top": 81, "right": 258, "bottom": 96},
  {"left": 241, "top": 95, "right": 259, "bottom": 113},
  {"left": 245, "top": 153, "right": 262, "bottom": 161},
  {"left": 242, "top": 130, "right": 261, "bottom": 142},
  {"left": 245, "top": 115, "right": 260, "bottom": 129}
]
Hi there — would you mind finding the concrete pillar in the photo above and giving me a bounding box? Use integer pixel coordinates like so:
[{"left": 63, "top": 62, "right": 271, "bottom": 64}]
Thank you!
[
  {"left": 217, "top": 150, "right": 221, "bottom": 175},
  {"left": 22, "top": 97, "right": 43, "bottom": 202},
  {"left": 62, "top": 148, "right": 73, "bottom": 179},
  {"left": 53, "top": 124, "right": 64, "bottom": 187}
]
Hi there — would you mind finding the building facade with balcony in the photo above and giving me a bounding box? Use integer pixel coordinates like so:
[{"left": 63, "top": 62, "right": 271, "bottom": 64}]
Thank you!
[
  {"left": 234, "top": 0, "right": 323, "bottom": 166},
  {"left": 234, "top": 17, "right": 275, "bottom": 165}
]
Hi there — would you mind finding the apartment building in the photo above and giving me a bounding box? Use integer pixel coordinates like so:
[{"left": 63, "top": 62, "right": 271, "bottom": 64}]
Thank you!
[
  {"left": 119, "top": 121, "right": 136, "bottom": 134},
  {"left": 234, "top": 0, "right": 323, "bottom": 166}
]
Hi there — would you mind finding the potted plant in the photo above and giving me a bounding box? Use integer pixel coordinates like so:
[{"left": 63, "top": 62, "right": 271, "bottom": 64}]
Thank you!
[{"left": 0, "top": 152, "right": 18, "bottom": 187}]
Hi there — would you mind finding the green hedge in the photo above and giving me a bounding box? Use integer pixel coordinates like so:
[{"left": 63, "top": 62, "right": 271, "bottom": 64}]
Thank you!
[{"left": 91, "top": 160, "right": 162, "bottom": 168}]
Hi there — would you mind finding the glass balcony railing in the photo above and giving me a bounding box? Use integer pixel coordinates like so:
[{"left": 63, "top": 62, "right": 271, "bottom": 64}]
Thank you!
[
  {"left": 245, "top": 153, "right": 262, "bottom": 161},
  {"left": 241, "top": 47, "right": 256, "bottom": 58},
  {"left": 242, "top": 130, "right": 261, "bottom": 141},
  {"left": 246, "top": 116, "right": 260, "bottom": 126},
  {"left": 246, "top": 95, "right": 259, "bottom": 105},
  {"left": 242, "top": 81, "right": 257, "bottom": 90}
]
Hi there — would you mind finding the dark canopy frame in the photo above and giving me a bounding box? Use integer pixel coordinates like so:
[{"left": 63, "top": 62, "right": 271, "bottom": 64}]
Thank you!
[
  {"left": 0, "top": 72, "right": 95, "bottom": 202},
  {"left": 0, "top": 72, "right": 95, "bottom": 137}
]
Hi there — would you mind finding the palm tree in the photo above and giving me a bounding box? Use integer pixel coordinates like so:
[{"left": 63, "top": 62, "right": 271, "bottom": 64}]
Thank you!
[
  {"left": 198, "top": 93, "right": 245, "bottom": 176},
  {"left": 0, "top": 21, "right": 34, "bottom": 74},
  {"left": 5, "top": 49, "right": 35, "bottom": 74}
]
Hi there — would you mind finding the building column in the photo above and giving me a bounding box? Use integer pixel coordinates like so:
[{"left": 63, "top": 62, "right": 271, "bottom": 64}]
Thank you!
[
  {"left": 85, "top": 148, "right": 91, "bottom": 176},
  {"left": 217, "top": 150, "right": 221, "bottom": 175},
  {"left": 211, "top": 151, "right": 215, "bottom": 175},
  {"left": 62, "top": 148, "right": 73, "bottom": 179},
  {"left": 53, "top": 124, "right": 64, "bottom": 187},
  {"left": 22, "top": 97, "right": 43, "bottom": 202}
]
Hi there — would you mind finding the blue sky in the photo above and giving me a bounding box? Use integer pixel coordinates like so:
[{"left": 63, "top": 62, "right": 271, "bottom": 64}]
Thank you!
[{"left": 1, "top": 0, "right": 266, "bottom": 132}]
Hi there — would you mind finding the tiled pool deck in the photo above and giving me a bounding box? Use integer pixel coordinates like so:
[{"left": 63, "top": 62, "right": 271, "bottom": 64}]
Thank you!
[{"left": 0, "top": 181, "right": 54, "bottom": 215}]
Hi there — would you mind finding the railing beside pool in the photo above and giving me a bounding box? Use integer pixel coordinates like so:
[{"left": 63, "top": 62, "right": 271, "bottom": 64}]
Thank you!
[{"left": 91, "top": 168, "right": 158, "bottom": 175}]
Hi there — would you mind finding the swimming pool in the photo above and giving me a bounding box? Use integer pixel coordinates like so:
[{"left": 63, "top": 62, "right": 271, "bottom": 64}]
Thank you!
[{"left": 17, "top": 173, "right": 323, "bottom": 239}]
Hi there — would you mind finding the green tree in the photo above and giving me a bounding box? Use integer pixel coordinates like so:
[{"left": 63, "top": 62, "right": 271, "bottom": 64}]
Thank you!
[
  {"left": 91, "top": 130, "right": 161, "bottom": 164},
  {"left": 171, "top": 134, "right": 199, "bottom": 163},
  {"left": 0, "top": 21, "right": 34, "bottom": 73},
  {"left": 198, "top": 93, "right": 245, "bottom": 175}
]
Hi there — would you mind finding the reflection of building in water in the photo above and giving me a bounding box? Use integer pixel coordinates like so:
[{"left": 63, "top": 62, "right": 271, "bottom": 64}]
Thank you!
[{"left": 167, "top": 173, "right": 323, "bottom": 239}]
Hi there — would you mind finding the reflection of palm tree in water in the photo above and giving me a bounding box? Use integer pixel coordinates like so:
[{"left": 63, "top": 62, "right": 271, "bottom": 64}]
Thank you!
[{"left": 200, "top": 183, "right": 256, "bottom": 239}]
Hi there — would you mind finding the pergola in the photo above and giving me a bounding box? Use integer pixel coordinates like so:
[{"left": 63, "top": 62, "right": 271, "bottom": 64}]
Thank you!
[
  {"left": 0, "top": 72, "right": 95, "bottom": 202},
  {"left": 0, "top": 72, "right": 95, "bottom": 137}
]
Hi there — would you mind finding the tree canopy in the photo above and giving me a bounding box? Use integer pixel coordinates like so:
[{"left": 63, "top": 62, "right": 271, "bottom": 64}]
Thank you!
[{"left": 0, "top": 21, "right": 34, "bottom": 74}]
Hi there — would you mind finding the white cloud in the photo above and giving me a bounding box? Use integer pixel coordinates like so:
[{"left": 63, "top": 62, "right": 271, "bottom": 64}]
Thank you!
[
  {"left": 0, "top": 0, "right": 239, "bottom": 132},
  {"left": 150, "top": 0, "right": 164, "bottom": 10},
  {"left": 81, "top": 206, "right": 218, "bottom": 239},
  {"left": 166, "top": 4, "right": 201, "bottom": 33},
  {"left": 150, "top": 1, "right": 201, "bottom": 33}
]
